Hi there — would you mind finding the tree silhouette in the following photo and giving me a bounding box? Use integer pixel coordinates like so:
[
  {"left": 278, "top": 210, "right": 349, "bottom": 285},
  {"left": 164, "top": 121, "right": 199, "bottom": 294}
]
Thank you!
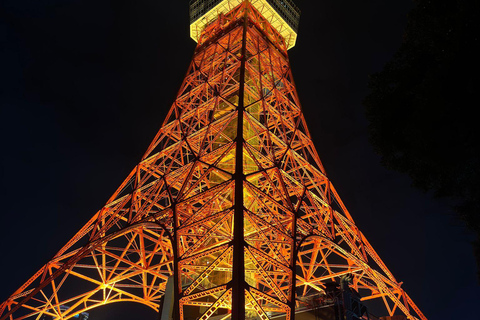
[{"left": 364, "top": 0, "right": 480, "bottom": 278}]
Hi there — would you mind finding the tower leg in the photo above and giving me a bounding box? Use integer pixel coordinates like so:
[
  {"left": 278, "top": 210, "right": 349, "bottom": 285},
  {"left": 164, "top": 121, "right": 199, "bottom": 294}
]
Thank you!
[{"left": 160, "top": 277, "right": 175, "bottom": 320}]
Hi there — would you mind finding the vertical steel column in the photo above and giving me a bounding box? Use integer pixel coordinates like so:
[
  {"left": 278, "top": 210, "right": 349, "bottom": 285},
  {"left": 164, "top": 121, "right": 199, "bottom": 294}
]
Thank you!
[
  {"left": 231, "top": 4, "right": 248, "bottom": 320},
  {"left": 172, "top": 204, "right": 180, "bottom": 320},
  {"left": 289, "top": 213, "right": 298, "bottom": 320}
]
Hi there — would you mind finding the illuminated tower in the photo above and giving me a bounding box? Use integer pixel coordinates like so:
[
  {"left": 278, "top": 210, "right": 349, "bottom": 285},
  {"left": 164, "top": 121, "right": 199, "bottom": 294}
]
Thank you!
[{"left": 0, "top": 1, "right": 426, "bottom": 320}]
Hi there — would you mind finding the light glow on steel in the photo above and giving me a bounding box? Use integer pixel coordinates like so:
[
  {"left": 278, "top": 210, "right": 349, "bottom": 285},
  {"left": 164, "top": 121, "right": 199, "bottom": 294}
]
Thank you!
[{"left": 190, "top": 0, "right": 298, "bottom": 49}]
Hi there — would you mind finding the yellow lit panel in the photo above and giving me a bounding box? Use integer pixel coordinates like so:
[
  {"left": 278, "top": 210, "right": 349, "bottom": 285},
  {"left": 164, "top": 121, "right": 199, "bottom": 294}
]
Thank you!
[{"left": 190, "top": 0, "right": 298, "bottom": 49}]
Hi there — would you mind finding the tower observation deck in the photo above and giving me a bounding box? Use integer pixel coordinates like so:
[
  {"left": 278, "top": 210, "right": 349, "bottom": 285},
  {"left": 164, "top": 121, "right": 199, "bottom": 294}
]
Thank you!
[
  {"left": 0, "top": 1, "right": 426, "bottom": 320},
  {"left": 190, "top": 0, "right": 300, "bottom": 49}
]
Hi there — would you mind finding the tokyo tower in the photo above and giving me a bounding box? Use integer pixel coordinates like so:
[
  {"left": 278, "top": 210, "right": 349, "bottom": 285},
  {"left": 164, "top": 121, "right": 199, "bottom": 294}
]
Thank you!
[{"left": 0, "top": 1, "right": 426, "bottom": 320}]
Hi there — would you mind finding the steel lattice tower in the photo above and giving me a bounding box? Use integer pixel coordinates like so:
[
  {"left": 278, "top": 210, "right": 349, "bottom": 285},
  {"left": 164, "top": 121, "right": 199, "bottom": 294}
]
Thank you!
[{"left": 0, "top": 1, "right": 427, "bottom": 320}]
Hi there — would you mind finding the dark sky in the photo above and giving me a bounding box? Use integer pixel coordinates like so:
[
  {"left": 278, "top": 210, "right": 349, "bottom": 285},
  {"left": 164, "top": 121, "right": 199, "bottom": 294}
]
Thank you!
[{"left": 1, "top": 0, "right": 478, "bottom": 319}]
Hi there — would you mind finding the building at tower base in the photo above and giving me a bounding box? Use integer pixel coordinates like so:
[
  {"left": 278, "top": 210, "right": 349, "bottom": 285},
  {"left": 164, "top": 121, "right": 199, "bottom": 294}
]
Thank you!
[{"left": 39, "top": 306, "right": 89, "bottom": 320}]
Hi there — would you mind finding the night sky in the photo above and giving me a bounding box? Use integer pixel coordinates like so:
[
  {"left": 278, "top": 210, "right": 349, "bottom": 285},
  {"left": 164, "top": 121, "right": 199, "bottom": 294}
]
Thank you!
[{"left": 1, "top": 1, "right": 479, "bottom": 319}]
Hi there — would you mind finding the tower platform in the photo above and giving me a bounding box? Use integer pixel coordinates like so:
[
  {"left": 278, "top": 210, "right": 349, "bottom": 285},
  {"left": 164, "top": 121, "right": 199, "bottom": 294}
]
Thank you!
[{"left": 190, "top": 0, "right": 300, "bottom": 49}]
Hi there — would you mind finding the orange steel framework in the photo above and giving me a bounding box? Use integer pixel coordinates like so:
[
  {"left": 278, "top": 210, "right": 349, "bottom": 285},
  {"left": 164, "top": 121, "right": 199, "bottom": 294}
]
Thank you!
[{"left": 0, "top": 2, "right": 427, "bottom": 320}]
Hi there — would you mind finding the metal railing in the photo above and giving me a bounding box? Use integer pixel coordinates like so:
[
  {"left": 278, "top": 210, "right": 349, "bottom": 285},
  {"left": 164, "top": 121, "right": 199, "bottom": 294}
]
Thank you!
[
  {"left": 189, "top": 0, "right": 224, "bottom": 24},
  {"left": 264, "top": 0, "right": 300, "bottom": 31}
]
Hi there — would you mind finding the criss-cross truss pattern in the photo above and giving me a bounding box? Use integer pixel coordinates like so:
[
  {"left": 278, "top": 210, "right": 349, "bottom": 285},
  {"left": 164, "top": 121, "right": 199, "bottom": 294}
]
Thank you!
[{"left": 0, "top": 2, "right": 427, "bottom": 320}]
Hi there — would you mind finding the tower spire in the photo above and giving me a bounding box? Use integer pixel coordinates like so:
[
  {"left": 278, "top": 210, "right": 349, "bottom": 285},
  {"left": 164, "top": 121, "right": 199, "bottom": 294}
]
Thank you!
[{"left": 0, "top": 1, "right": 426, "bottom": 320}]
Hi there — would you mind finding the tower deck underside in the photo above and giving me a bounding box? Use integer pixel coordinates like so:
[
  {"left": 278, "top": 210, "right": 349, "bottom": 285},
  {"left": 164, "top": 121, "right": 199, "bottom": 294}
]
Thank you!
[
  {"left": 190, "top": 0, "right": 300, "bottom": 49},
  {"left": 0, "top": 2, "right": 426, "bottom": 320}
]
